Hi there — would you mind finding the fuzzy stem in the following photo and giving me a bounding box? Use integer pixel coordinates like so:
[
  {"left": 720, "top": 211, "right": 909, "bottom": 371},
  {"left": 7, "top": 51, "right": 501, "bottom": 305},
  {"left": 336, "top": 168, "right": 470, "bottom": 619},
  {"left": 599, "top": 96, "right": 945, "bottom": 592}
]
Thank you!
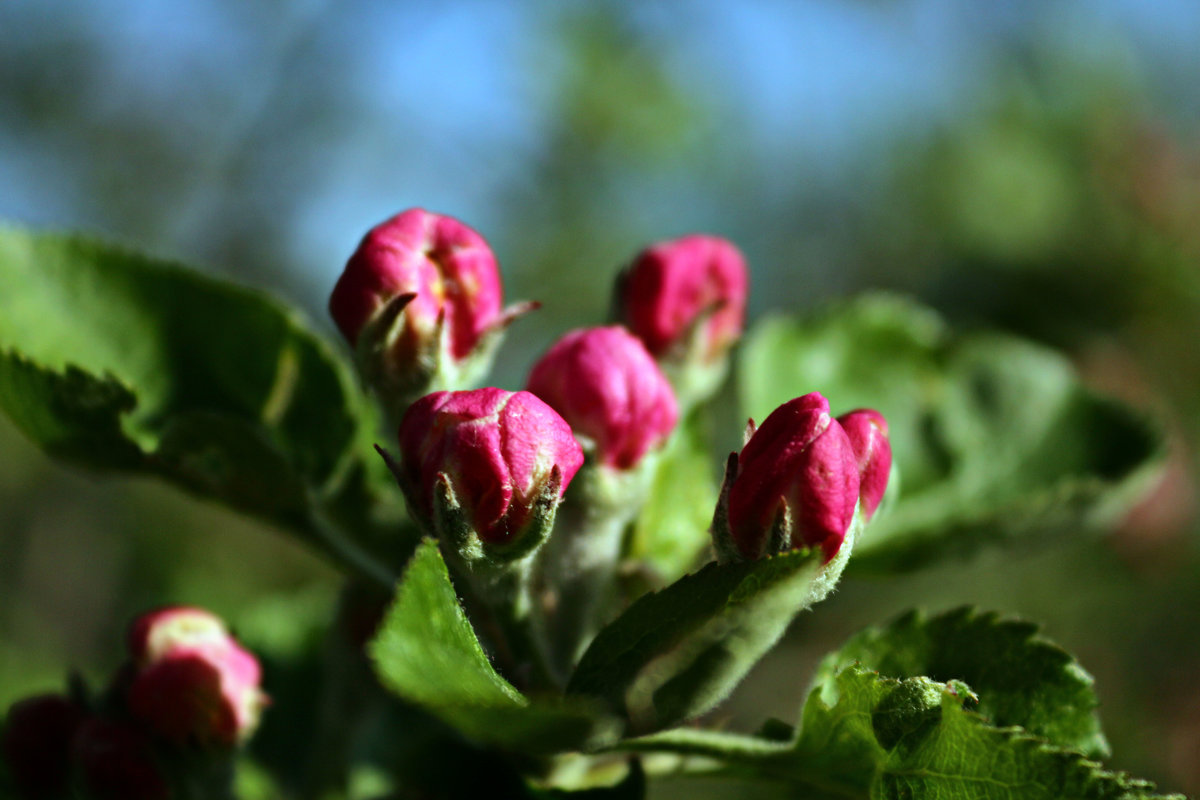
[
  {"left": 457, "top": 555, "right": 559, "bottom": 693},
  {"left": 535, "top": 463, "right": 649, "bottom": 680}
]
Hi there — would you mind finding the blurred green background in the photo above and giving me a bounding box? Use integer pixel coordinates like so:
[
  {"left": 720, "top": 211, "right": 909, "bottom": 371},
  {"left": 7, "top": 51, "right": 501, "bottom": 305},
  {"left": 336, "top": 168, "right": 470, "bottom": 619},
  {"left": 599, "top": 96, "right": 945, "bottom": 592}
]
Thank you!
[{"left": 2, "top": 1, "right": 1199, "bottom": 796}]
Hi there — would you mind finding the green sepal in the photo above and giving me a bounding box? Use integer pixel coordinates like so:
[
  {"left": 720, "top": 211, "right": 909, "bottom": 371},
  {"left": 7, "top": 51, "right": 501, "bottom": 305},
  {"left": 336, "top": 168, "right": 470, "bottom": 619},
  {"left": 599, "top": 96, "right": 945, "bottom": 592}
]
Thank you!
[
  {"left": 354, "top": 290, "right": 424, "bottom": 422},
  {"left": 709, "top": 451, "right": 741, "bottom": 564},
  {"left": 379, "top": 439, "right": 563, "bottom": 571},
  {"left": 440, "top": 467, "right": 563, "bottom": 567},
  {"left": 357, "top": 292, "right": 538, "bottom": 424}
]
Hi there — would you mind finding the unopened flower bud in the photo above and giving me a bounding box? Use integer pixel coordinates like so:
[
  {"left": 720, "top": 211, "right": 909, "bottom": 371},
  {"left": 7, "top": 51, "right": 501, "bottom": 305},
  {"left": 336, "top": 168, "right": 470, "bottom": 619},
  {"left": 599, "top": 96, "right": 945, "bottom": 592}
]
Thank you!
[
  {"left": 716, "top": 393, "right": 859, "bottom": 563},
  {"left": 2, "top": 694, "right": 84, "bottom": 799},
  {"left": 391, "top": 388, "right": 584, "bottom": 558},
  {"left": 329, "top": 209, "right": 531, "bottom": 415},
  {"left": 71, "top": 718, "right": 169, "bottom": 800},
  {"left": 836, "top": 408, "right": 892, "bottom": 520},
  {"left": 126, "top": 607, "right": 266, "bottom": 747},
  {"left": 527, "top": 326, "right": 678, "bottom": 471},
  {"left": 618, "top": 234, "right": 748, "bottom": 364}
]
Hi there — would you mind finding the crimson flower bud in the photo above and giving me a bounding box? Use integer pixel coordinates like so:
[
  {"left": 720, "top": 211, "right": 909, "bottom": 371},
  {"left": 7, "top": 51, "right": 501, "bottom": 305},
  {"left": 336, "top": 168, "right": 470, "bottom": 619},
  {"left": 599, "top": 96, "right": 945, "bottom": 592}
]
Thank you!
[
  {"left": 393, "top": 388, "right": 584, "bottom": 554},
  {"left": 836, "top": 408, "right": 892, "bottom": 520},
  {"left": 619, "top": 234, "right": 748, "bottom": 363},
  {"left": 331, "top": 207, "right": 501, "bottom": 358},
  {"left": 126, "top": 606, "right": 266, "bottom": 747},
  {"left": 719, "top": 393, "right": 859, "bottom": 563},
  {"left": 527, "top": 326, "right": 678, "bottom": 471},
  {"left": 2, "top": 694, "right": 85, "bottom": 799},
  {"left": 71, "top": 718, "right": 169, "bottom": 800},
  {"left": 329, "top": 209, "right": 531, "bottom": 414}
]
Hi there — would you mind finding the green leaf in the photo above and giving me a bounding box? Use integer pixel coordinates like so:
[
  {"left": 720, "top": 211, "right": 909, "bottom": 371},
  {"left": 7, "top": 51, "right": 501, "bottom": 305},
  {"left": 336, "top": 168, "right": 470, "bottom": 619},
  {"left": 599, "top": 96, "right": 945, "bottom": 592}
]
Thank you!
[
  {"left": 369, "top": 539, "right": 619, "bottom": 754},
  {"left": 814, "top": 606, "right": 1108, "bottom": 758},
  {"left": 626, "top": 411, "right": 717, "bottom": 584},
  {"left": 0, "top": 229, "right": 405, "bottom": 580},
  {"left": 567, "top": 549, "right": 823, "bottom": 734},
  {"left": 739, "top": 294, "right": 1164, "bottom": 573},
  {"left": 798, "top": 666, "right": 1183, "bottom": 800},
  {"left": 615, "top": 667, "right": 1182, "bottom": 800}
]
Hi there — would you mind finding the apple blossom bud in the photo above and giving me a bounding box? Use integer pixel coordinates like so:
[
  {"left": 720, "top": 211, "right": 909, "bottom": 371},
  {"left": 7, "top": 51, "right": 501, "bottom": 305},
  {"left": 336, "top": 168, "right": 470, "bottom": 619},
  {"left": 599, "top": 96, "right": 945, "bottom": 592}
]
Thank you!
[
  {"left": 126, "top": 607, "right": 266, "bottom": 747},
  {"left": 718, "top": 393, "right": 859, "bottom": 563},
  {"left": 527, "top": 326, "right": 678, "bottom": 471},
  {"left": 71, "top": 718, "right": 169, "bottom": 800},
  {"left": 618, "top": 234, "right": 748, "bottom": 363},
  {"left": 836, "top": 408, "right": 892, "bottom": 520},
  {"left": 2, "top": 694, "right": 84, "bottom": 799},
  {"left": 331, "top": 207, "right": 501, "bottom": 358},
  {"left": 329, "top": 209, "right": 532, "bottom": 415},
  {"left": 392, "top": 388, "right": 584, "bottom": 555}
]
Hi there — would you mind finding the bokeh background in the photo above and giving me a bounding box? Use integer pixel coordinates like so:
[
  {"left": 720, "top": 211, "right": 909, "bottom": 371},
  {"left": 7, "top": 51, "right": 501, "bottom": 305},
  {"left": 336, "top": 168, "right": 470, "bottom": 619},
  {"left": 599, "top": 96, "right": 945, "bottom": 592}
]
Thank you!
[{"left": 2, "top": 1, "right": 1199, "bottom": 796}]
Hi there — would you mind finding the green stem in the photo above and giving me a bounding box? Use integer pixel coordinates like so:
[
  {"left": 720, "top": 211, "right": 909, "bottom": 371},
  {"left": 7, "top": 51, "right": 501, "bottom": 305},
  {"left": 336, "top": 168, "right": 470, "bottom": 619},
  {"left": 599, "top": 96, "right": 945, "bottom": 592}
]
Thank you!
[
  {"left": 444, "top": 550, "right": 560, "bottom": 693},
  {"left": 536, "top": 464, "right": 647, "bottom": 680},
  {"left": 484, "top": 561, "right": 560, "bottom": 692}
]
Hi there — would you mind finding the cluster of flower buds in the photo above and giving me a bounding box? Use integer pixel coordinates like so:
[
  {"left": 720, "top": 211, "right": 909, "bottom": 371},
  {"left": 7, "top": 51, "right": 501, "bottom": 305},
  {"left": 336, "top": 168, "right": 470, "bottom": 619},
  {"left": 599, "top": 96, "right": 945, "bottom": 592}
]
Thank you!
[
  {"left": 616, "top": 234, "right": 748, "bottom": 409},
  {"left": 336, "top": 209, "right": 893, "bottom": 689},
  {"left": 2, "top": 606, "right": 264, "bottom": 800},
  {"left": 712, "top": 393, "right": 892, "bottom": 565},
  {"left": 332, "top": 213, "right": 746, "bottom": 560},
  {"left": 329, "top": 208, "right": 535, "bottom": 420}
]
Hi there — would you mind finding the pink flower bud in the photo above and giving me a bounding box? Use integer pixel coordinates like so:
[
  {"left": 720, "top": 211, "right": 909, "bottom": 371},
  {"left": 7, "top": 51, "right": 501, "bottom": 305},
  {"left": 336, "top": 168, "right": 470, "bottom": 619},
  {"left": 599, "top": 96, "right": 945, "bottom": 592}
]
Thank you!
[
  {"left": 836, "top": 409, "right": 892, "bottom": 520},
  {"left": 126, "top": 607, "right": 266, "bottom": 747},
  {"left": 619, "top": 234, "right": 748, "bottom": 361},
  {"left": 726, "top": 393, "right": 859, "bottom": 562},
  {"left": 527, "top": 326, "right": 678, "bottom": 471},
  {"left": 329, "top": 208, "right": 503, "bottom": 362},
  {"left": 71, "top": 718, "right": 169, "bottom": 800},
  {"left": 397, "top": 388, "right": 584, "bottom": 545},
  {"left": 2, "top": 694, "right": 84, "bottom": 799}
]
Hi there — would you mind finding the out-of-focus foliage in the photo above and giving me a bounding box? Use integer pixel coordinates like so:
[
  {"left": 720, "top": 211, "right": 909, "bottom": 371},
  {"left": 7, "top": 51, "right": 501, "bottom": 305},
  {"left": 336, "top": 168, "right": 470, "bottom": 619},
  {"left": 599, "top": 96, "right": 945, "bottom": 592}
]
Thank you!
[{"left": 741, "top": 295, "right": 1164, "bottom": 572}]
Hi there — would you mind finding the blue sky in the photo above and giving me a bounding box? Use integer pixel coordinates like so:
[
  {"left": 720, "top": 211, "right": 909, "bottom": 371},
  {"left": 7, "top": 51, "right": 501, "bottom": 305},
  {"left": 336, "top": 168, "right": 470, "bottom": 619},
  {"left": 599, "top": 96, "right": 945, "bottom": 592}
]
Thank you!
[{"left": 1, "top": 0, "right": 1198, "bottom": 305}]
